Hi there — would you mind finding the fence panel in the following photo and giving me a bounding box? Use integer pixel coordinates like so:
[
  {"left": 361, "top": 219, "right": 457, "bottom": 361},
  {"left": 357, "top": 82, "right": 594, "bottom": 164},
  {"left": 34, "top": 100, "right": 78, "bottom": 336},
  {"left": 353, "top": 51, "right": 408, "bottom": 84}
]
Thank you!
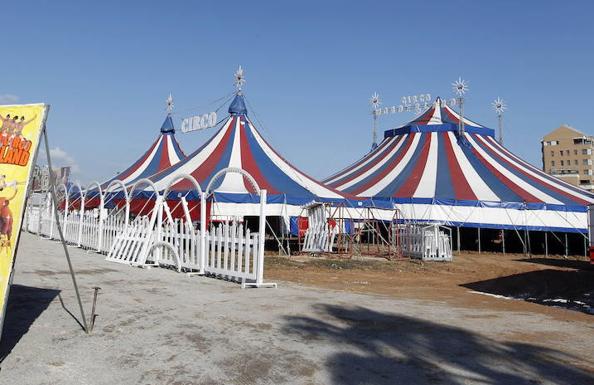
[{"left": 204, "top": 223, "right": 259, "bottom": 282}]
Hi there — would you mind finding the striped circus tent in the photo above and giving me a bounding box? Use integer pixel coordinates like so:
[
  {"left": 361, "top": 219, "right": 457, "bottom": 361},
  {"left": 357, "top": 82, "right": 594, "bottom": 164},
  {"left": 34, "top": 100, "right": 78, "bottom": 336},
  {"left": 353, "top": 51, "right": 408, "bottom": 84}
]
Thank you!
[
  {"left": 325, "top": 97, "right": 594, "bottom": 233},
  {"left": 148, "top": 93, "right": 348, "bottom": 218},
  {"left": 102, "top": 113, "right": 185, "bottom": 188}
]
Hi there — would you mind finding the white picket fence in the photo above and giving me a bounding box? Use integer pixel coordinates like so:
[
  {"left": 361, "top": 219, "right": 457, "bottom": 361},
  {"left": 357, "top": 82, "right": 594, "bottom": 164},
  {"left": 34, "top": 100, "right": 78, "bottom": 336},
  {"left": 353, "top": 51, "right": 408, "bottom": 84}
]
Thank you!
[
  {"left": 106, "top": 217, "right": 263, "bottom": 286},
  {"left": 107, "top": 216, "right": 154, "bottom": 266},
  {"left": 203, "top": 222, "right": 260, "bottom": 283},
  {"left": 24, "top": 206, "right": 41, "bottom": 234},
  {"left": 302, "top": 202, "right": 338, "bottom": 253},
  {"left": 32, "top": 206, "right": 126, "bottom": 253},
  {"left": 398, "top": 223, "right": 453, "bottom": 261},
  {"left": 303, "top": 222, "right": 338, "bottom": 253},
  {"left": 158, "top": 218, "right": 202, "bottom": 271},
  {"left": 23, "top": 182, "right": 276, "bottom": 288}
]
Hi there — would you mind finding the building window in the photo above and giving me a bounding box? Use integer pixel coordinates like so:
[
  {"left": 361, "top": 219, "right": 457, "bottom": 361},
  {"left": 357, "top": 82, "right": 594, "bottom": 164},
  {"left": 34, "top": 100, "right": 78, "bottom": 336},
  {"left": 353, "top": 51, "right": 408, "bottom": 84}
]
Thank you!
[
  {"left": 561, "top": 160, "right": 564, "bottom": 166},
  {"left": 574, "top": 137, "right": 593, "bottom": 145},
  {"left": 582, "top": 149, "right": 592, "bottom": 155},
  {"left": 575, "top": 159, "right": 579, "bottom": 165},
  {"left": 551, "top": 161, "right": 555, "bottom": 166},
  {"left": 551, "top": 151, "right": 554, "bottom": 157},
  {"left": 566, "top": 150, "right": 570, "bottom": 155},
  {"left": 574, "top": 149, "right": 578, "bottom": 155},
  {"left": 560, "top": 151, "right": 564, "bottom": 156}
]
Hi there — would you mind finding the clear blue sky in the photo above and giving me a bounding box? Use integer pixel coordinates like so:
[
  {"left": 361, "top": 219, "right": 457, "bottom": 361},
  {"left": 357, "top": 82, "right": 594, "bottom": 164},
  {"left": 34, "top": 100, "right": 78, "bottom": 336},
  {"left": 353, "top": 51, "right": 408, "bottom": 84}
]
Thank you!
[{"left": 3, "top": 0, "right": 593, "bottom": 184}]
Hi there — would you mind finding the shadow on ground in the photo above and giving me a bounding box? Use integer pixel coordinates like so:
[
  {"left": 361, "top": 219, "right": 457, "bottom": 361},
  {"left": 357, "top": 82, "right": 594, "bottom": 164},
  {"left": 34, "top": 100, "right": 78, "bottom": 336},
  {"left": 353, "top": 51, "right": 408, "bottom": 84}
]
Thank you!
[
  {"left": 0, "top": 284, "right": 60, "bottom": 362},
  {"left": 516, "top": 257, "right": 594, "bottom": 271},
  {"left": 283, "top": 304, "right": 594, "bottom": 385},
  {"left": 462, "top": 269, "right": 594, "bottom": 315}
]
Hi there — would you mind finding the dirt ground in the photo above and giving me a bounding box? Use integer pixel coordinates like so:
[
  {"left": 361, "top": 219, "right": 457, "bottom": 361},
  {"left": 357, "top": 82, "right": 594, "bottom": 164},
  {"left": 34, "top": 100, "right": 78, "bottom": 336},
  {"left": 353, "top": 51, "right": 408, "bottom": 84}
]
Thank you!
[
  {"left": 265, "top": 251, "right": 594, "bottom": 322},
  {"left": 1, "top": 234, "right": 593, "bottom": 384}
]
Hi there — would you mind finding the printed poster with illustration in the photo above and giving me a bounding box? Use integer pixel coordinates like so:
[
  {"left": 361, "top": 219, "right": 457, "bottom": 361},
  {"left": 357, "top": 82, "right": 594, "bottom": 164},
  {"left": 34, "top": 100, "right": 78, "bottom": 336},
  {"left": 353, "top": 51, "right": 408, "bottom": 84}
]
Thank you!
[{"left": 0, "top": 103, "right": 48, "bottom": 333}]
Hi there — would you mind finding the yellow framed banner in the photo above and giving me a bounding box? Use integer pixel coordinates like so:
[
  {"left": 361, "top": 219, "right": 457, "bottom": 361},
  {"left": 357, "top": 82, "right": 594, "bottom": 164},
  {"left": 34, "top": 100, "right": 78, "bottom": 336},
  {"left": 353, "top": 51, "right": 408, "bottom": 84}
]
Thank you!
[{"left": 0, "top": 103, "right": 49, "bottom": 334}]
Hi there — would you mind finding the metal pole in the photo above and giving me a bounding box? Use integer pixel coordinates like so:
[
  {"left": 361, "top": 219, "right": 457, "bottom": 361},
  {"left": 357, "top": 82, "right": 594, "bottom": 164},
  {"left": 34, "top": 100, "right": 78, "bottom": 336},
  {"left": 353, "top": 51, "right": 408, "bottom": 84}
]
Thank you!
[
  {"left": 565, "top": 233, "right": 568, "bottom": 257},
  {"left": 477, "top": 227, "right": 481, "bottom": 253},
  {"left": 372, "top": 112, "right": 378, "bottom": 149},
  {"left": 545, "top": 231, "right": 548, "bottom": 257},
  {"left": 457, "top": 226, "right": 460, "bottom": 253},
  {"left": 498, "top": 113, "right": 503, "bottom": 145},
  {"left": 89, "top": 287, "right": 100, "bottom": 332},
  {"left": 502, "top": 230, "right": 506, "bottom": 254},
  {"left": 43, "top": 128, "right": 89, "bottom": 334},
  {"left": 458, "top": 97, "right": 465, "bottom": 137}
]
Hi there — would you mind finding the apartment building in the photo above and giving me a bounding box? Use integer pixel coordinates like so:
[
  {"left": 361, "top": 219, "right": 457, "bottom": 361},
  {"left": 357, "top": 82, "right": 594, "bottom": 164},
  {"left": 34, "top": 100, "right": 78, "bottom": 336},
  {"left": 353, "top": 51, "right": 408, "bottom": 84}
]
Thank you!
[{"left": 541, "top": 124, "right": 594, "bottom": 191}]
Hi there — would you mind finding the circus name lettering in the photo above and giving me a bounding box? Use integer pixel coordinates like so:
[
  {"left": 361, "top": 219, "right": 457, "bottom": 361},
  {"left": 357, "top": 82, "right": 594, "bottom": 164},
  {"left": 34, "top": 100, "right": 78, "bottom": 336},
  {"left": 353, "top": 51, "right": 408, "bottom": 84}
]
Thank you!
[
  {"left": 0, "top": 135, "right": 32, "bottom": 166},
  {"left": 374, "top": 96, "right": 458, "bottom": 117},
  {"left": 181, "top": 112, "right": 217, "bottom": 133}
]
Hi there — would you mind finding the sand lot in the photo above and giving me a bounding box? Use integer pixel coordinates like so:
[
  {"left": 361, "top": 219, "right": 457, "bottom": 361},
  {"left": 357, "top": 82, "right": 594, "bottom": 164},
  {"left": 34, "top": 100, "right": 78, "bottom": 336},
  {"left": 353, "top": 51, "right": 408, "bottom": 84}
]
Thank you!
[{"left": 0, "top": 233, "right": 593, "bottom": 385}]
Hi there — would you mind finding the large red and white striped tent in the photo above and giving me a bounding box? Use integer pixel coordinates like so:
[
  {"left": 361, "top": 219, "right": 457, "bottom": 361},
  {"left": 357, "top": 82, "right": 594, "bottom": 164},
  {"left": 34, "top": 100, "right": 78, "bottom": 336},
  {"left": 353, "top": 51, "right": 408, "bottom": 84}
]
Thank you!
[
  {"left": 147, "top": 93, "right": 348, "bottom": 218},
  {"left": 324, "top": 97, "right": 594, "bottom": 232},
  {"left": 102, "top": 113, "right": 185, "bottom": 188}
]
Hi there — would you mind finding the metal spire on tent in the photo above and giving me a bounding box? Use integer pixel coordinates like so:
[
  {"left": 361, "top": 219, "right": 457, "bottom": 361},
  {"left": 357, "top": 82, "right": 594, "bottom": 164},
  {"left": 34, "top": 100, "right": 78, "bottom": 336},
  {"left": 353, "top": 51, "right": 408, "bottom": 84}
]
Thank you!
[
  {"left": 492, "top": 97, "right": 507, "bottom": 145},
  {"left": 161, "top": 93, "right": 176, "bottom": 134},
  {"left": 452, "top": 77, "right": 468, "bottom": 137},
  {"left": 370, "top": 92, "right": 381, "bottom": 150},
  {"left": 234, "top": 66, "right": 246, "bottom": 93},
  {"left": 166, "top": 93, "right": 174, "bottom": 115}
]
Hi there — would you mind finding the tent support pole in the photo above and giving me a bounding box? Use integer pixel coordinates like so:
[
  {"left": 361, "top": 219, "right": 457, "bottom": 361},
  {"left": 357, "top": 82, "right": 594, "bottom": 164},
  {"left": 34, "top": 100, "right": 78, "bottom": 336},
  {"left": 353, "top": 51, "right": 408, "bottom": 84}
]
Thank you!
[
  {"left": 545, "top": 231, "right": 548, "bottom": 257},
  {"left": 565, "top": 233, "right": 568, "bottom": 257},
  {"left": 456, "top": 226, "right": 460, "bottom": 253},
  {"left": 478, "top": 227, "right": 481, "bottom": 253},
  {"left": 502, "top": 230, "right": 505, "bottom": 254},
  {"left": 584, "top": 235, "right": 587, "bottom": 257}
]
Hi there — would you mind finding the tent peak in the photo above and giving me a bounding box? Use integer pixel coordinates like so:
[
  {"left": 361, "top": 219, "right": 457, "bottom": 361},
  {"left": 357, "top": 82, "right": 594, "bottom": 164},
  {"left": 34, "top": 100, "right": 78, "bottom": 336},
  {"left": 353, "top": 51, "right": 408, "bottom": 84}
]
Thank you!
[
  {"left": 228, "top": 93, "right": 248, "bottom": 116},
  {"left": 160, "top": 114, "right": 175, "bottom": 133}
]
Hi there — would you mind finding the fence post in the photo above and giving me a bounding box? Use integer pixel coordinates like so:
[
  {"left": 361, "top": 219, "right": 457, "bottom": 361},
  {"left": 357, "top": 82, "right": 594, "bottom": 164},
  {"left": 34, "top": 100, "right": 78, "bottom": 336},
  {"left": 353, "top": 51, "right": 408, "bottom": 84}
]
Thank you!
[
  {"left": 37, "top": 194, "right": 46, "bottom": 236},
  {"left": 97, "top": 209, "right": 104, "bottom": 252},
  {"left": 200, "top": 193, "right": 207, "bottom": 275},
  {"left": 63, "top": 189, "right": 69, "bottom": 235},
  {"left": 156, "top": 195, "right": 164, "bottom": 264},
  {"left": 77, "top": 195, "right": 85, "bottom": 247},
  {"left": 256, "top": 189, "right": 267, "bottom": 286},
  {"left": 49, "top": 199, "right": 55, "bottom": 239}
]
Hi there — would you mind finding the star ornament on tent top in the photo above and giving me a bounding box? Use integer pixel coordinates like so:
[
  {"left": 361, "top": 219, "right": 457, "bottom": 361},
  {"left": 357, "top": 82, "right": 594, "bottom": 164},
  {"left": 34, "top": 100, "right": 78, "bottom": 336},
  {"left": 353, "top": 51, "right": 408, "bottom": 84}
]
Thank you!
[
  {"left": 452, "top": 77, "right": 469, "bottom": 97},
  {"left": 166, "top": 93, "right": 174, "bottom": 114},
  {"left": 492, "top": 97, "right": 507, "bottom": 115},
  {"left": 370, "top": 92, "right": 381, "bottom": 109},
  {"left": 234, "top": 65, "right": 246, "bottom": 91}
]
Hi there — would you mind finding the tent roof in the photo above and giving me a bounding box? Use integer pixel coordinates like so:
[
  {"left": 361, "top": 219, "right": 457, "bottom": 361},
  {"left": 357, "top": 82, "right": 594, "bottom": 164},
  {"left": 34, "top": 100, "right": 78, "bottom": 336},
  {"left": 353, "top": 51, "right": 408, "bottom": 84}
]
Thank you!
[
  {"left": 102, "top": 113, "right": 185, "bottom": 188},
  {"left": 148, "top": 94, "right": 347, "bottom": 206},
  {"left": 324, "top": 98, "right": 594, "bottom": 231}
]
